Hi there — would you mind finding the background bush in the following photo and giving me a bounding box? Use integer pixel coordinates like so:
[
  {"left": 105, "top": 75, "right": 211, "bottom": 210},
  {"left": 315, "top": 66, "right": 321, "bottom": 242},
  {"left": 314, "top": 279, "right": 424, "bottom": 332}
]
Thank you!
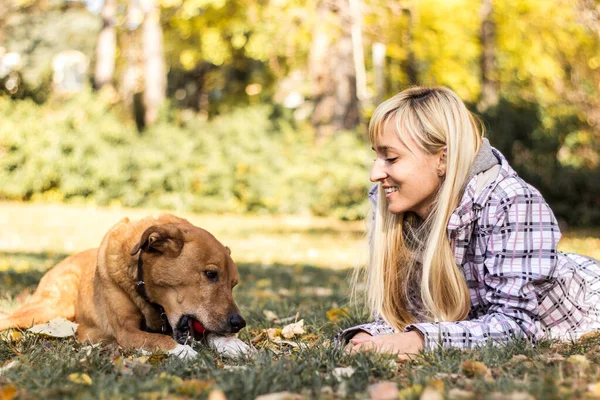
[
  {"left": 1, "top": 90, "right": 598, "bottom": 225},
  {"left": 0, "top": 91, "right": 371, "bottom": 221}
]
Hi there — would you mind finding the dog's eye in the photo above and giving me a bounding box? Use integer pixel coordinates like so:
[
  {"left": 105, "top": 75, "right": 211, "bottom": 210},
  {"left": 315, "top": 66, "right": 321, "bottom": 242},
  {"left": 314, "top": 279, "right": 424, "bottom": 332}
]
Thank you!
[{"left": 204, "top": 270, "right": 218, "bottom": 282}]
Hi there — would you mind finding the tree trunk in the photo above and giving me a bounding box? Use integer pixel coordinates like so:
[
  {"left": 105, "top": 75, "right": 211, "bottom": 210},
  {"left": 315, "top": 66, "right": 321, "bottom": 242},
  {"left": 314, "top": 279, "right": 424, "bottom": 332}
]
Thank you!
[
  {"left": 477, "top": 0, "right": 498, "bottom": 112},
  {"left": 349, "top": 0, "right": 366, "bottom": 102},
  {"left": 401, "top": 3, "right": 418, "bottom": 85},
  {"left": 309, "top": 0, "right": 360, "bottom": 139},
  {"left": 372, "top": 42, "right": 386, "bottom": 106},
  {"left": 141, "top": 0, "right": 166, "bottom": 126},
  {"left": 94, "top": 0, "right": 117, "bottom": 89}
]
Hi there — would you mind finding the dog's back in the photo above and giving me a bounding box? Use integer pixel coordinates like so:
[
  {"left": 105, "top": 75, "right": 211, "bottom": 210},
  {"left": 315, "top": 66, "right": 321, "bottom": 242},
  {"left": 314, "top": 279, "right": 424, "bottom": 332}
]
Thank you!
[{"left": 0, "top": 248, "right": 96, "bottom": 331}]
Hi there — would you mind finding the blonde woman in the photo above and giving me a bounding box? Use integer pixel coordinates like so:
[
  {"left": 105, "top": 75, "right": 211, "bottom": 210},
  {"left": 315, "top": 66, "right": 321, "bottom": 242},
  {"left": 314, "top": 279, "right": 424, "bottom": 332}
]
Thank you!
[{"left": 339, "top": 86, "right": 600, "bottom": 356}]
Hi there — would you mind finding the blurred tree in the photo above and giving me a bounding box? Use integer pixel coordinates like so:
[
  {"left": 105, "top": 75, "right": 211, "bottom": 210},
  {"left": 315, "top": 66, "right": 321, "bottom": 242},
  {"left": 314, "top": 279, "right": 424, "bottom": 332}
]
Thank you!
[
  {"left": 141, "top": 0, "right": 166, "bottom": 126},
  {"left": 309, "top": 0, "right": 359, "bottom": 139},
  {"left": 477, "top": 0, "right": 498, "bottom": 112},
  {"left": 93, "top": 0, "right": 117, "bottom": 89}
]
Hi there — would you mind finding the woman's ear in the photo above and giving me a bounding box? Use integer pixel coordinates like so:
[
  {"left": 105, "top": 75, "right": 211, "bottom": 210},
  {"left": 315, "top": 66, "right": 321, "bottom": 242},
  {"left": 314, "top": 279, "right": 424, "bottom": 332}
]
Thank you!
[{"left": 436, "top": 147, "right": 447, "bottom": 178}]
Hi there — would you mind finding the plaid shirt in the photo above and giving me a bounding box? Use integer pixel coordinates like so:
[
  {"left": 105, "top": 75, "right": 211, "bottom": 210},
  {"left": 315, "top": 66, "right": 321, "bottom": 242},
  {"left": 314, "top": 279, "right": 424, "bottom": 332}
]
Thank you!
[{"left": 340, "top": 148, "right": 600, "bottom": 350}]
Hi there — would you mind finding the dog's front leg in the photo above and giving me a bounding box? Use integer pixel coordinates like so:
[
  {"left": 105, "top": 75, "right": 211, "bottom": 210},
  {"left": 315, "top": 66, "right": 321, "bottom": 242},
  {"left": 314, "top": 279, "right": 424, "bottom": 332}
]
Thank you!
[{"left": 115, "top": 319, "right": 197, "bottom": 359}]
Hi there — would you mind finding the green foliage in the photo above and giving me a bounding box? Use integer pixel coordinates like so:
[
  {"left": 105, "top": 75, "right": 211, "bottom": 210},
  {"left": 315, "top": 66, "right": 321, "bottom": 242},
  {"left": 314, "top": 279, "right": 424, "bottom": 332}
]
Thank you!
[{"left": 0, "top": 92, "right": 371, "bottom": 220}]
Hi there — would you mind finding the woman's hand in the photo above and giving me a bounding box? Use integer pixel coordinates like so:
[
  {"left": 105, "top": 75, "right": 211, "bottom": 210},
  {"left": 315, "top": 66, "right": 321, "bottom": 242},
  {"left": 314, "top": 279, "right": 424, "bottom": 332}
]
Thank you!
[{"left": 345, "top": 331, "right": 424, "bottom": 359}]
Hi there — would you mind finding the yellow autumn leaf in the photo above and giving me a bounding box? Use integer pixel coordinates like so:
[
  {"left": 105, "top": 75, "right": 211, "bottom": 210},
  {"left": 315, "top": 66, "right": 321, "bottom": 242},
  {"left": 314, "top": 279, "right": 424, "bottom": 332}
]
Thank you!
[
  {"left": 325, "top": 308, "right": 349, "bottom": 323},
  {"left": 461, "top": 360, "right": 490, "bottom": 378},
  {"left": 0, "top": 385, "right": 17, "bottom": 400},
  {"left": 68, "top": 373, "right": 92, "bottom": 385},
  {"left": 158, "top": 372, "right": 183, "bottom": 386},
  {"left": 397, "top": 383, "right": 421, "bottom": 400},
  {"left": 281, "top": 320, "right": 305, "bottom": 339},
  {"left": 176, "top": 379, "right": 216, "bottom": 396}
]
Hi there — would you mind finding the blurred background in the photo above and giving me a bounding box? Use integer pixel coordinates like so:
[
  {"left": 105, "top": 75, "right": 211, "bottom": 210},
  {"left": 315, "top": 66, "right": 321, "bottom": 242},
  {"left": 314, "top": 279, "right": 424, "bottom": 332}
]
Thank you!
[{"left": 0, "top": 0, "right": 598, "bottom": 265}]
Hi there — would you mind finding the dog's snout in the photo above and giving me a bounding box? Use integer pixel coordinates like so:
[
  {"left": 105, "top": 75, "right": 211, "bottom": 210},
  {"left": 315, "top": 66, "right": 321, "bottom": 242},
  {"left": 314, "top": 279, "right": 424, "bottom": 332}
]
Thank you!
[{"left": 228, "top": 313, "right": 246, "bottom": 333}]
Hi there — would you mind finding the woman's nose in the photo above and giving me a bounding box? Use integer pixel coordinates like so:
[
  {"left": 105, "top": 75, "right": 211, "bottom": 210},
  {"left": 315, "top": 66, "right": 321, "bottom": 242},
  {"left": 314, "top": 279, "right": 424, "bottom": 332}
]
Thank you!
[{"left": 370, "top": 160, "right": 387, "bottom": 182}]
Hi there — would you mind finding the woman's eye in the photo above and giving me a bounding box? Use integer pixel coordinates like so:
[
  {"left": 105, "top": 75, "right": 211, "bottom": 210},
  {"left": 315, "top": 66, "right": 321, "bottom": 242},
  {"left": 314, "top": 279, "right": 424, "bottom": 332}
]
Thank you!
[
  {"left": 385, "top": 157, "right": 399, "bottom": 163},
  {"left": 204, "top": 271, "right": 218, "bottom": 281}
]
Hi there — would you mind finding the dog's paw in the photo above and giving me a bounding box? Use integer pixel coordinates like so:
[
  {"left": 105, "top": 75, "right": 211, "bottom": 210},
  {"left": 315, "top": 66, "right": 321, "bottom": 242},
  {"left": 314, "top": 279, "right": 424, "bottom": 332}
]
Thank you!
[
  {"left": 207, "top": 334, "right": 254, "bottom": 358},
  {"left": 167, "top": 344, "right": 198, "bottom": 359}
]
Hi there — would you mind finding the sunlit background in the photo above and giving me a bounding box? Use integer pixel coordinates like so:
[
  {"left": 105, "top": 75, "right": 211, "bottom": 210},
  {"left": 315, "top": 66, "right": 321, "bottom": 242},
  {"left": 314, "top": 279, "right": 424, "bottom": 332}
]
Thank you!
[{"left": 0, "top": 0, "right": 599, "bottom": 265}]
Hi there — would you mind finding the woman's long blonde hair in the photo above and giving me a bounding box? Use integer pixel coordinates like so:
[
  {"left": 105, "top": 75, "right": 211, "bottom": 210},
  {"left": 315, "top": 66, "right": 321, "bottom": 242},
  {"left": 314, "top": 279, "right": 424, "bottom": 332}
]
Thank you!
[{"left": 354, "top": 86, "right": 482, "bottom": 331}]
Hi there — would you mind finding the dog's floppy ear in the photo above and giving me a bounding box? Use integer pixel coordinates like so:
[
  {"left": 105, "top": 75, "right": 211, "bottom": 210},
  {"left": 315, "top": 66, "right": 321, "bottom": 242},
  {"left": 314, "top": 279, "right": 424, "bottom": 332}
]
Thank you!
[{"left": 131, "top": 225, "right": 185, "bottom": 257}]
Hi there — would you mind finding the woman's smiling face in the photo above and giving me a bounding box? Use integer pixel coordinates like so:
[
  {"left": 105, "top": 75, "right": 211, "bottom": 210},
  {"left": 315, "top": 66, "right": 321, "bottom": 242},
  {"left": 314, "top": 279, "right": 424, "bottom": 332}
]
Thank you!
[{"left": 370, "top": 120, "right": 444, "bottom": 218}]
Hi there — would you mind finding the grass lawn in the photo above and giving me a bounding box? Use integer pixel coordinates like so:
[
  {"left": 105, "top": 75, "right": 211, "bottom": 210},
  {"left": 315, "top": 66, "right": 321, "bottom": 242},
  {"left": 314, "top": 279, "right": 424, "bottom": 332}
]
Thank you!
[{"left": 1, "top": 202, "right": 600, "bottom": 399}]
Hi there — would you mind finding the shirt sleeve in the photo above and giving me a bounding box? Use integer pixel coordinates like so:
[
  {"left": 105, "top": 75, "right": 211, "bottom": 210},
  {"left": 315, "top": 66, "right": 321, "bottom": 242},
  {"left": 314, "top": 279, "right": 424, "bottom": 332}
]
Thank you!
[
  {"left": 405, "top": 189, "right": 560, "bottom": 350},
  {"left": 334, "top": 314, "right": 396, "bottom": 346}
]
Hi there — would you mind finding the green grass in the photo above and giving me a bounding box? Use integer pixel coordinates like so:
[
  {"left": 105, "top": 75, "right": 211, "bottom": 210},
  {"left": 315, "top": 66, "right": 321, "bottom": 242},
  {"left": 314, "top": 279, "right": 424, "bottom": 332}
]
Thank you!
[
  {"left": 0, "top": 203, "right": 600, "bottom": 399},
  {"left": 2, "top": 253, "right": 600, "bottom": 399}
]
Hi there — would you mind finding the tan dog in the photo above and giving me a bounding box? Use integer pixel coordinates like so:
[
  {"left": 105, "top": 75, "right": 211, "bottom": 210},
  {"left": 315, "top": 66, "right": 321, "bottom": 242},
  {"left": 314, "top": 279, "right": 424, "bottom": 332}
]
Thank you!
[{"left": 0, "top": 214, "right": 250, "bottom": 358}]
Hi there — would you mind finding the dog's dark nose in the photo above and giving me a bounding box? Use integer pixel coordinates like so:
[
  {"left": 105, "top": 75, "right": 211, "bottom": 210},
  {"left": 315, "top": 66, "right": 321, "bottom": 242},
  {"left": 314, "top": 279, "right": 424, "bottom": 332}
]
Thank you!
[{"left": 229, "top": 313, "right": 246, "bottom": 333}]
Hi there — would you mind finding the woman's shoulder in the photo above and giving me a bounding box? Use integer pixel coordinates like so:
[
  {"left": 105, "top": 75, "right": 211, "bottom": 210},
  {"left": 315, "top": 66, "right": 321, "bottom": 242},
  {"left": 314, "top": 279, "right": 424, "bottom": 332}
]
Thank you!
[{"left": 482, "top": 149, "right": 547, "bottom": 206}]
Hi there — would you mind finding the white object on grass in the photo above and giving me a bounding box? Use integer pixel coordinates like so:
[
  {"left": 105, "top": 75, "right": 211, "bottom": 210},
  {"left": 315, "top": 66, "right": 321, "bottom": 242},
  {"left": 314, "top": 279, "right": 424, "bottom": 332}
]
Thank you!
[
  {"left": 167, "top": 344, "right": 198, "bottom": 359},
  {"left": 27, "top": 317, "right": 78, "bottom": 338},
  {"left": 207, "top": 333, "right": 253, "bottom": 358}
]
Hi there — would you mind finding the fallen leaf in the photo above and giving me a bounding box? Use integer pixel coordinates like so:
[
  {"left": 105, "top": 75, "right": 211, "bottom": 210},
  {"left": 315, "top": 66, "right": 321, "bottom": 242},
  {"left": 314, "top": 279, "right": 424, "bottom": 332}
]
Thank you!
[
  {"left": 0, "top": 361, "right": 19, "bottom": 376},
  {"left": 255, "top": 391, "right": 304, "bottom": 400},
  {"left": 0, "top": 385, "right": 17, "bottom": 400},
  {"left": 158, "top": 372, "right": 183, "bottom": 386},
  {"left": 267, "top": 328, "right": 282, "bottom": 340},
  {"left": 176, "top": 379, "right": 215, "bottom": 396},
  {"left": 281, "top": 320, "right": 305, "bottom": 339},
  {"left": 332, "top": 366, "right": 355, "bottom": 380},
  {"left": 325, "top": 308, "right": 349, "bottom": 323},
  {"left": 6, "top": 331, "right": 23, "bottom": 342},
  {"left": 368, "top": 381, "right": 399, "bottom": 400},
  {"left": 148, "top": 353, "right": 168, "bottom": 365},
  {"left": 68, "top": 373, "right": 92, "bottom": 385},
  {"left": 28, "top": 317, "right": 78, "bottom": 338},
  {"left": 461, "top": 360, "right": 490, "bottom": 378},
  {"left": 251, "top": 330, "right": 268, "bottom": 344}
]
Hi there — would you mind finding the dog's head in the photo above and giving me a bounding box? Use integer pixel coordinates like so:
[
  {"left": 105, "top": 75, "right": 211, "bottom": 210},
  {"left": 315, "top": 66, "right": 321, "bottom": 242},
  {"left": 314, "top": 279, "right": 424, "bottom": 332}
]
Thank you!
[{"left": 131, "top": 223, "right": 245, "bottom": 344}]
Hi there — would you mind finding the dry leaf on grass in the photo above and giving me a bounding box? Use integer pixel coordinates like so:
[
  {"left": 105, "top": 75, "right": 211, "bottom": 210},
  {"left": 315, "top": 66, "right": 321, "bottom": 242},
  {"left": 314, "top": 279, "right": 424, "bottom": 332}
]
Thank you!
[
  {"left": 68, "top": 373, "right": 92, "bottom": 385},
  {"left": 325, "top": 308, "right": 349, "bottom": 323},
  {"left": 332, "top": 366, "right": 355, "bottom": 380},
  {"left": 0, "top": 385, "right": 17, "bottom": 400},
  {"left": 27, "top": 317, "right": 78, "bottom": 338},
  {"left": 175, "top": 379, "right": 216, "bottom": 396},
  {"left": 0, "top": 361, "right": 19, "bottom": 377},
  {"left": 461, "top": 360, "right": 491, "bottom": 378},
  {"left": 281, "top": 320, "right": 305, "bottom": 339}
]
